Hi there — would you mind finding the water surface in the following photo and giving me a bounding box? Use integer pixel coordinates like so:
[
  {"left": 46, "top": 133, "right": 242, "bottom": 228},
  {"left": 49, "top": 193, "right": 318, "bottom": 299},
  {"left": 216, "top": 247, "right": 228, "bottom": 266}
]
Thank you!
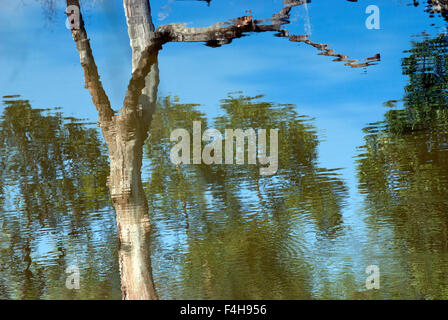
[{"left": 1, "top": 0, "right": 448, "bottom": 299}]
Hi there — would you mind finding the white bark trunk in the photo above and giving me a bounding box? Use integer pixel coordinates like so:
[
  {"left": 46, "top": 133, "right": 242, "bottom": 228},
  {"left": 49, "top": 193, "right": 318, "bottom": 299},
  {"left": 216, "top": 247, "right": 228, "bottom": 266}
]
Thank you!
[
  {"left": 106, "top": 113, "right": 158, "bottom": 300},
  {"left": 123, "top": 0, "right": 159, "bottom": 121},
  {"left": 105, "top": 0, "right": 160, "bottom": 300}
]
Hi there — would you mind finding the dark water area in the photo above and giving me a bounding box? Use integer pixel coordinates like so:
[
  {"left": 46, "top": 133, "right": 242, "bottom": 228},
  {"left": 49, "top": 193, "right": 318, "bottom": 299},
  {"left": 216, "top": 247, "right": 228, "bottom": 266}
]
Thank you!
[{"left": 1, "top": 0, "right": 448, "bottom": 299}]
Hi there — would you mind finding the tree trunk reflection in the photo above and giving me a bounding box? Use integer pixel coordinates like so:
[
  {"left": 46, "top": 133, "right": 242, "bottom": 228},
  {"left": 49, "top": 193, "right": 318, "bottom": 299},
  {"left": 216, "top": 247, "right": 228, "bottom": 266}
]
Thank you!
[{"left": 68, "top": 0, "right": 160, "bottom": 299}]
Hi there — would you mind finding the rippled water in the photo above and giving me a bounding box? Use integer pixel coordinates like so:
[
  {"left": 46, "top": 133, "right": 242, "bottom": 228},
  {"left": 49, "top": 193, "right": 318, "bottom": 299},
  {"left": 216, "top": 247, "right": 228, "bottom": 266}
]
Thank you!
[{"left": 1, "top": 0, "right": 448, "bottom": 299}]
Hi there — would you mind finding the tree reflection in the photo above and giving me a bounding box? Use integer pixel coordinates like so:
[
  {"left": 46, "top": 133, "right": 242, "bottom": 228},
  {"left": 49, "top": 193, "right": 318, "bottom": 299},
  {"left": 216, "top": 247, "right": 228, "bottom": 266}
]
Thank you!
[
  {"left": 0, "top": 96, "right": 120, "bottom": 299},
  {"left": 0, "top": 93, "right": 348, "bottom": 299},
  {"left": 62, "top": 0, "right": 362, "bottom": 299},
  {"left": 144, "top": 94, "right": 347, "bottom": 299},
  {"left": 357, "top": 33, "right": 448, "bottom": 299}
]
